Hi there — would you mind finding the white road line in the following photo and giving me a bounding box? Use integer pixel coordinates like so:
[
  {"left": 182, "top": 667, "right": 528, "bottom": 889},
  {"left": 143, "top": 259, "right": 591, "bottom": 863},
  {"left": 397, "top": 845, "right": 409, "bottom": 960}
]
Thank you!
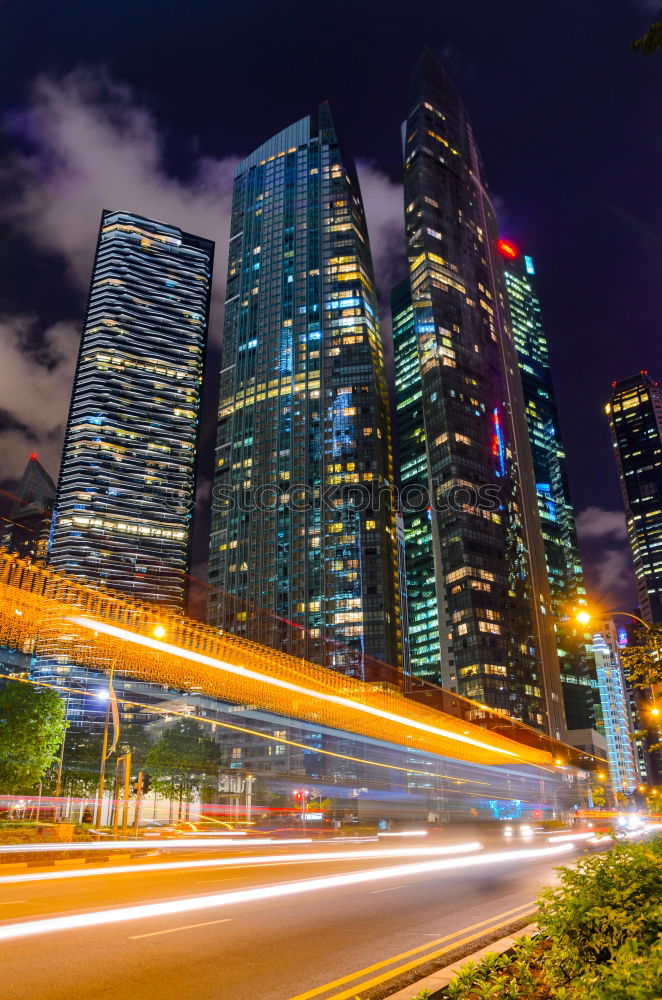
[
  {"left": 129, "top": 917, "right": 232, "bottom": 940},
  {"left": 370, "top": 884, "right": 410, "bottom": 893}
]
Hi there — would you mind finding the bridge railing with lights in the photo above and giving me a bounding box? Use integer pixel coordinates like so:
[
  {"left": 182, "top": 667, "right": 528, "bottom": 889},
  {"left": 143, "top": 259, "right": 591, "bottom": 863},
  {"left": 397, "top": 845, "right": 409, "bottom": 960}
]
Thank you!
[{"left": 0, "top": 552, "right": 577, "bottom": 769}]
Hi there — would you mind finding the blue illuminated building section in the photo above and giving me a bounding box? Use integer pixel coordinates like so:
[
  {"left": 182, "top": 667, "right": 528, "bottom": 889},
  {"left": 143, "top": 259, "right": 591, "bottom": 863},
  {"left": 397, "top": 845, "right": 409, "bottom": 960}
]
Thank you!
[{"left": 500, "top": 242, "right": 598, "bottom": 732}]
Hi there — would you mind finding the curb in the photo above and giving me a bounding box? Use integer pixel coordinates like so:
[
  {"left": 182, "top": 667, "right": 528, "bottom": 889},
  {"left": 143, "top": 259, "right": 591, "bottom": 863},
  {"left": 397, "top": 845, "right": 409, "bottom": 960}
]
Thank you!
[
  {"left": 0, "top": 852, "right": 143, "bottom": 872},
  {"left": 385, "top": 923, "right": 538, "bottom": 1000}
]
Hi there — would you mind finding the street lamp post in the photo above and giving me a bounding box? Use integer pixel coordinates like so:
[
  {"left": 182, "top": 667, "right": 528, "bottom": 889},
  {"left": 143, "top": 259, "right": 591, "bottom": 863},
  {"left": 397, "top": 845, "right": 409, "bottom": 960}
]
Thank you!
[
  {"left": 576, "top": 606, "right": 661, "bottom": 715},
  {"left": 54, "top": 690, "right": 71, "bottom": 818},
  {"left": 94, "top": 659, "right": 118, "bottom": 827}
]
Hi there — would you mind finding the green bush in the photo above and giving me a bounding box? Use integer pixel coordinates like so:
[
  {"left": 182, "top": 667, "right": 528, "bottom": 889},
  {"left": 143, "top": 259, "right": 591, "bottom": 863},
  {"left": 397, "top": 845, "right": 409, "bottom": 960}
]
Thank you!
[
  {"left": 443, "top": 836, "right": 662, "bottom": 1000},
  {"left": 537, "top": 837, "right": 662, "bottom": 977},
  {"left": 577, "top": 938, "right": 662, "bottom": 1000}
]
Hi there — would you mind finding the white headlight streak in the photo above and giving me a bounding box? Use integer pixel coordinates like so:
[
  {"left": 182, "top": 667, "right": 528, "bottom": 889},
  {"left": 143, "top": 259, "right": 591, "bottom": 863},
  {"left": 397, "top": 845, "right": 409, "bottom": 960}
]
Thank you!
[{"left": 0, "top": 843, "right": 573, "bottom": 942}]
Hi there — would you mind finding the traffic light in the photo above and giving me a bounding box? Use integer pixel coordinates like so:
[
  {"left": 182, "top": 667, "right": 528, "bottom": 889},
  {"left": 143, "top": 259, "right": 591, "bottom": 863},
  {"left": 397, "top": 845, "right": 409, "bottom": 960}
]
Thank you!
[{"left": 132, "top": 773, "right": 151, "bottom": 796}]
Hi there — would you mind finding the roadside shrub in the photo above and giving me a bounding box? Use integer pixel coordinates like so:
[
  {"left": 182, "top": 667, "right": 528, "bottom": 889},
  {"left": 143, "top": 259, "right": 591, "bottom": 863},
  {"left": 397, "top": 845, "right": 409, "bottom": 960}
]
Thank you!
[
  {"left": 443, "top": 836, "right": 662, "bottom": 1000},
  {"left": 577, "top": 937, "right": 662, "bottom": 1000},
  {"left": 537, "top": 838, "right": 662, "bottom": 977}
]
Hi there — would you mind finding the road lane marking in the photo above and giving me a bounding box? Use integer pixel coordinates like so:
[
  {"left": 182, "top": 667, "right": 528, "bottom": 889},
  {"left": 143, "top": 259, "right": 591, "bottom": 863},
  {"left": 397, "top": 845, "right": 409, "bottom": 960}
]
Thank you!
[
  {"left": 369, "top": 884, "right": 410, "bottom": 893},
  {"left": 0, "top": 900, "right": 25, "bottom": 905},
  {"left": 285, "top": 901, "right": 536, "bottom": 1000},
  {"left": 0, "top": 845, "right": 571, "bottom": 943},
  {"left": 129, "top": 918, "right": 231, "bottom": 939},
  {"left": 319, "top": 909, "right": 538, "bottom": 1000}
]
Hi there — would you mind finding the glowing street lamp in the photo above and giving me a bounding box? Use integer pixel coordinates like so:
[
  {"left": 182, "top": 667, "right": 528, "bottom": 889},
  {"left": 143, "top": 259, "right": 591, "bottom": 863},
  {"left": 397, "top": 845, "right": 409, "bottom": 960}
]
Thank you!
[{"left": 153, "top": 625, "right": 166, "bottom": 639}]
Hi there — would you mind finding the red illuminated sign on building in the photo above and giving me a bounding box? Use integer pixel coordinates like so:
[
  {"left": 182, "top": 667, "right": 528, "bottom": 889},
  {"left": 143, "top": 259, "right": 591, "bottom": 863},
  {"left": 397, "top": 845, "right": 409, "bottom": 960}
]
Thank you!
[{"left": 497, "top": 239, "right": 518, "bottom": 259}]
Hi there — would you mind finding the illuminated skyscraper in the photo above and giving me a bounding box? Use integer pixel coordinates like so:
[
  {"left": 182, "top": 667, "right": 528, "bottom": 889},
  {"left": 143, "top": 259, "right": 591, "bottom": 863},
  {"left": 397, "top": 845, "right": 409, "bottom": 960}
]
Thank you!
[
  {"left": 50, "top": 210, "right": 213, "bottom": 607},
  {"left": 1, "top": 453, "right": 55, "bottom": 564},
  {"left": 396, "top": 50, "right": 564, "bottom": 735},
  {"left": 592, "top": 621, "right": 639, "bottom": 795},
  {"left": 499, "top": 243, "right": 598, "bottom": 731},
  {"left": 607, "top": 372, "right": 662, "bottom": 624},
  {"left": 208, "top": 106, "right": 400, "bottom": 675}
]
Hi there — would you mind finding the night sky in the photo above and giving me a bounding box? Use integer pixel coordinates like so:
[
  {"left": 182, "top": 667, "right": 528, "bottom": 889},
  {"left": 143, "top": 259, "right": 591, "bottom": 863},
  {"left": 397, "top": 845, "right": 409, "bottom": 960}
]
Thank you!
[{"left": 0, "top": 0, "right": 660, "bottom": 610}]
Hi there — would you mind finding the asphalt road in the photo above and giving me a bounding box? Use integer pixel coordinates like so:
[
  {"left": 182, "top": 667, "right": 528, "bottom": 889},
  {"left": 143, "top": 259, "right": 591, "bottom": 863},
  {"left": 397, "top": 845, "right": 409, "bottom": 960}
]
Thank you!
[{"left": 0, "top": 834, "right": 591, "bottom": 1000}]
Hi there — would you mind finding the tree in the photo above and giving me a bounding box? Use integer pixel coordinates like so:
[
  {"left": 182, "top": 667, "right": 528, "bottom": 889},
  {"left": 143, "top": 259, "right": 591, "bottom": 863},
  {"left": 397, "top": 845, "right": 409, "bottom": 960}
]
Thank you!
[
  {"left": 146, "top": 719, "right": 221, "bottom": 820},
  {"left": 0, "top": 682, "right": 67, "bottom": 793},
  {"left": 619, "top": 625, "right": 662, "bottom": 688},
  {"left": 632, "top": 20, "right": 662, "bottom": 55},
  {"left": 48, "top": 726, "right": 105, "bottom": 798}
]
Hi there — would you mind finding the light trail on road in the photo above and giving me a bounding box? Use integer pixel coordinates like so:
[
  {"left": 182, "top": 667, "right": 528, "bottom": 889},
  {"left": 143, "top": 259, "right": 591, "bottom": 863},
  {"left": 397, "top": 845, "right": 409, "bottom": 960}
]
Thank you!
[
  {"left": 0, "top": 841, "right": 483, "bottom": 885},
  {"left": 548, "top": 831, "right": 594, "bottom": 843},
  {"left": 0, "top": 837, "right": 312, "bottom": 854},
  {"left": 0, "top": 842, "right": 573, "bottom": 942}
]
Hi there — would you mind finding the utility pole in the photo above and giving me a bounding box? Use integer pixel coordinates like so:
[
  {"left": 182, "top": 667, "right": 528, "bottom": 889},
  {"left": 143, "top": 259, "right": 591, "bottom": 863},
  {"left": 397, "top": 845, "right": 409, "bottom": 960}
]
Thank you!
[
  {"left": 132, "top": 770, "right": 143, "bottom": 838},
  {"left": 94, "top": 659, "right": 118, "bottom": 827},
  {"left": 55, "top": 690, "right": 71, "bottom": 818},
  {"left": 112, "top": 751, "right": 132, "bottom": 838}
]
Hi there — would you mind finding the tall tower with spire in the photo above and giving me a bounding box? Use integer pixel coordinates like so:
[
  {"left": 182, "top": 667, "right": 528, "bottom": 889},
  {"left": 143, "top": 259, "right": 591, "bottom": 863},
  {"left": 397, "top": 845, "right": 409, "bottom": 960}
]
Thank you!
[
  {"left": 1, "top": 453, "right": 55, "bottom": 563},
  {"left": 208, "top": 105, "right": 400, "bottom": 676},
  {"left": 394, "top": 51, "right": 564, "bottom": 735}
]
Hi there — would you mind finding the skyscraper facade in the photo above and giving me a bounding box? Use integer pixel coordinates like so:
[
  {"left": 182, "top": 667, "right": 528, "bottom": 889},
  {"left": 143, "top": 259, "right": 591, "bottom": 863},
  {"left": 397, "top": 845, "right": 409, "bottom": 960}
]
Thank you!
[
  {"left": 607, "top": 372, "right": 662, "bottom": 624},
  {"left": 208, "top": 106, "right": 400, "bottom": 675},
  {"left": 592, "top": 621, "right": 639, "bottom": 796},
  {"left": 50, "top": 210, "right": 213, "bottom": 607},
  {"left": 392, "top": 278, "right": 440, "bottom": 677},
  {"left": 1, "top": 453, "right": 55, "bottom": 564},
  {"left": 499, "top": 242, "right": 598, "bottom": 731},
  {"left": 396, "top": 51, "right": 564, "bottom": 735}
]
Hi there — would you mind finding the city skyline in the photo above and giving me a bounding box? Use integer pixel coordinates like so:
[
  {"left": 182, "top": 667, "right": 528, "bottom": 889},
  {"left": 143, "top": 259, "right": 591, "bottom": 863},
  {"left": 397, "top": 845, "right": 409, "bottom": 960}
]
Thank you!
[
  {"left": 0, "top": 56, "right": 656, "bottom": 672},
  {"left": 2, "top": 5, "right": 658, "bottom": 613},
  {"left": 0, "top": 7, "right": 660, "bottom": 997}
]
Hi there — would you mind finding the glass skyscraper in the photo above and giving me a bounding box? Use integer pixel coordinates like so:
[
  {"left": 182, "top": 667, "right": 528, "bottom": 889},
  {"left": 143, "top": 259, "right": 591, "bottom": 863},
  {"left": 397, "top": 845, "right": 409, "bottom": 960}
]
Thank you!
[
  {"left": 499, "top": 242, "right": 598, "bottom": 731},
  {"left": 208, "top": 105, "right": 400, "bottom": 676},
  {"left": 395, "top": 51, "right": 564, "bottom": 735},
  {"left": 607, "top": 372, "right": 662, "bottom": 624},
  {"left": 1, "top": 453, "right": 55, "bottom": 564},
  {"left": 50, "top": 210, "right": 214, "bottom": 608}
]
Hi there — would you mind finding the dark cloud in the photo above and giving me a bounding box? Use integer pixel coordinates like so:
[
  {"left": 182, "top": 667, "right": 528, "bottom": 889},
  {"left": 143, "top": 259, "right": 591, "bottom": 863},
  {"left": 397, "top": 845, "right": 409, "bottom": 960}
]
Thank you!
[
  {"left": 575, "top": 506, "right": 629, "bottom": 542},
  {"left": 0, "top": 70, "right": 408, "bottom": 494},
  {"left": 575, "top": 506, "right": 638, "bottom": 609}
]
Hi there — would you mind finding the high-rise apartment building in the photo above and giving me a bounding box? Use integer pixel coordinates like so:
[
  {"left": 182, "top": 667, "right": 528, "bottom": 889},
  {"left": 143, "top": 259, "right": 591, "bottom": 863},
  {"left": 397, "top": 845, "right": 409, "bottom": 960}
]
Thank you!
[
  {"left": 592, "top": 620, "right": 639, "bottom": 795},
  {"left": 395, "top": 50, "right": 564, "bottom": 735},
  {"left": 499, "top": 243, "right": 598, "bottom": 731},
  {"left": 1, "top": 453, "right": 55, "bottom": 564},
  {"left": 607, "top": 372, "right": 662, "bottom": 623},
  {"left": 50, "top": 210, "right": 213, "bottom": 607},
  {"left": 208, "top": 106, "right": 400, "bottom": 675}
]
